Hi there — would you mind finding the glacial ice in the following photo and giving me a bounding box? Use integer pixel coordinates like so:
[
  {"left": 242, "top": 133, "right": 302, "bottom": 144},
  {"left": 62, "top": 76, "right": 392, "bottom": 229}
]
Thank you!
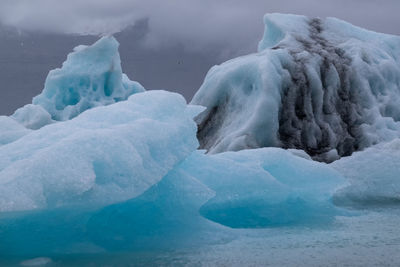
[
  {"left": 12, "top": 36, "right": 144, "bottom": 129},
  {"left": 1, "top": 13, "right": 400, "bottom": 265},
  {"left": 179, "top": 149, "right": 346, "bottom": 228},
  {"left": 192, "top": 13, "right": 400, "bottom": 161},
  {"left": 0, "top": 90, "right": 202, "bottom": 212},
  {"left": 0, "top": 145, "right": 346, "bottom": 256}
]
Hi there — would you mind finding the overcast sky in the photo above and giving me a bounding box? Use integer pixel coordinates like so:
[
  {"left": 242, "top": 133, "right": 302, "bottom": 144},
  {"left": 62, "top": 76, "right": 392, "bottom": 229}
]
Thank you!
[{"left": 1, "top": 0, "right": 400, "bottom": 115}]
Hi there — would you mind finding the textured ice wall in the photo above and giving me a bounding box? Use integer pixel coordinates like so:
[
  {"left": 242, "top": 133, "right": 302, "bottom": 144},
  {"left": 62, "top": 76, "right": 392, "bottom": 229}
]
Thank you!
[
  {"left": 192, "top": 14, "right": 400, "bottom": 162},
  {"left": 11, "top": 36, "right": 144, "bottom": 129},
  {"left": 0, "top": 91, "right": 202, "bottom": 212}
]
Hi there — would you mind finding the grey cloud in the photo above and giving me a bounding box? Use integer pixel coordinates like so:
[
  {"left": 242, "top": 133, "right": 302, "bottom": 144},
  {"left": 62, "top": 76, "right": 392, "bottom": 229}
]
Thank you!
[{"left": 0, "top": 0, "right": 399, "bottom": 56}]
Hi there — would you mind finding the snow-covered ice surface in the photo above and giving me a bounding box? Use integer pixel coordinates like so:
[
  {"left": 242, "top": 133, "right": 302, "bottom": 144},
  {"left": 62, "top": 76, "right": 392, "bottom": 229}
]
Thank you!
[
  {"left": 1, "top": 13, "right": 400, "bottom": 267},
  {"left": 192, "top": 13, "right": 400, "bottom": 162},
  {"left": 0, "top": 116, "right": 31, "bottom": 145},
  {"left": 0, "top": 90, "right": 201, "bottom": 212}
]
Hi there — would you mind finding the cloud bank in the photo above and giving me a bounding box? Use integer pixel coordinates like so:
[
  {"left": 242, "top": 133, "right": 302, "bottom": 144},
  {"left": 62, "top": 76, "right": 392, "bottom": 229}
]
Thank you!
[{"left": 1, "top": 0, "right": 400, "bottom": 55}]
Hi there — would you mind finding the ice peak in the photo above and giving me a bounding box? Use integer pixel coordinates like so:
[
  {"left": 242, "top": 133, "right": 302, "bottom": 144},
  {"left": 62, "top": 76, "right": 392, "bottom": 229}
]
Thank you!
[
  {"left": 258, "top": 13, "right": 400, "bottom": 53},
  {"left": 258, "top": 13, "right": 309, "bottom": 51},
  {"left": 12, "top": 36, "right": 144, "bottom": 127}
]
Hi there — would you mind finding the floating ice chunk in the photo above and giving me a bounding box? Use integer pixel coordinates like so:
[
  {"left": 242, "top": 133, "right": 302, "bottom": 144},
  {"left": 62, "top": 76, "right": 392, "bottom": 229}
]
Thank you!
[
  {"left": 192, "top": 13, "right": 400, "bottom": 161},
  {"left": 0, "top": 158, "right": 221, "bottom": 256},
  {"left": 86, "top": 166, "right": 217, "bottom": 251},
  {"left": 20, "top": 257, "right": 52, "bottom": 266},
  {"left": 332, "top": 138, "right": 400, "bottom": 206},
  {"left": 13, "top": 36, "right": 144, "bottom": 126},
  {"left": 0, "top": 90, "right": 200, "bottom": 212},
  {"left": 179, "top": 148, "right": 346, "bottom": 227},
  {"left": 0, "top": 147, "right": 346, "bottom": 256}
]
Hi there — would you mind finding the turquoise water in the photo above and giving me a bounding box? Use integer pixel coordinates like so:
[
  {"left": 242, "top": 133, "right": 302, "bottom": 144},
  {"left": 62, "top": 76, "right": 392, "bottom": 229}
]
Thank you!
[{"left": 1, "top": 208, "right": 400, "bottom": 266}]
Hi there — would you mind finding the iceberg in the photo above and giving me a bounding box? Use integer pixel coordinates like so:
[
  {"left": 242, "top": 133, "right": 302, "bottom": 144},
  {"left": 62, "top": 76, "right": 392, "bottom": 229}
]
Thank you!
[
  {"left": 0, "top": 32, "right": 347, "bottom": 252},
  {"left": 179, "top": 148, "right": 346, "bottom": 228},
  {"left": 1, "top": 13, "right": 400, "bottom": 266},
  {"left": 0, "top": 36, "right": 145, "bottom": 146},
  {"left": 12, "top": 36, "right": 144, "bottom": 129},
  {"left": 0, "top": 146, "right": 346, "bottom": 256},
  {"left": 192, "top": 14, "right": 400, "bottom": 161},
  {"left": 73, "top": 148, "right": 346, "bottom": 252},
  {"left": 0, "top": 90, "right": 202, "bottom": 212}
]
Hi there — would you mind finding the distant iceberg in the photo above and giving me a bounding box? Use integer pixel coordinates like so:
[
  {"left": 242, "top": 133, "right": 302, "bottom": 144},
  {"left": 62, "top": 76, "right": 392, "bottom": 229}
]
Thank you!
[
  {"left": 12, "top": 36, "right": 145, "bottom": 130},
  {"left": 192, "top": 13, "right": 400, "bottom": 162}
]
